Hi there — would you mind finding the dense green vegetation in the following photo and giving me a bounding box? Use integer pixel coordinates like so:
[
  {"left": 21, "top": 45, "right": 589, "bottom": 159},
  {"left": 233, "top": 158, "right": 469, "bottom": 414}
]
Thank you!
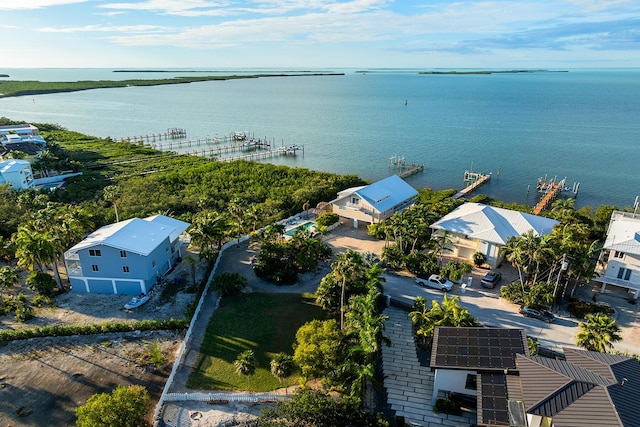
[
  {"left": 187, "top": 293, "right": 324, "bottom": 391},
  {"left": 76, "top": 385, "right": 151, "bottom": 427},
  {"left": 0, "top": 116, "right": 362, "bottom": 324},
  {"left": 0, "top": 73, "right": 343, "bottom": 98}
]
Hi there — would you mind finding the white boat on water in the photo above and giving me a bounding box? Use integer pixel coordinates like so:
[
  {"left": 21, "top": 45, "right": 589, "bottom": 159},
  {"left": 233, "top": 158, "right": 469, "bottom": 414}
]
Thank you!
[{"left": 124, "top": 294, "right": 150, "bottom": 310}]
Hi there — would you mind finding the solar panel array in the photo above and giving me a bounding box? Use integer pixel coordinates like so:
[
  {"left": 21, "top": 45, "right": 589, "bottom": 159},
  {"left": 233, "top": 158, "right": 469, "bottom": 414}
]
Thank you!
[
  {"left": 479, "top": 372, "right": 511, "bottom": 426},
  {"left": 432, "top": 327, "right": 526, "bottom": 370}
]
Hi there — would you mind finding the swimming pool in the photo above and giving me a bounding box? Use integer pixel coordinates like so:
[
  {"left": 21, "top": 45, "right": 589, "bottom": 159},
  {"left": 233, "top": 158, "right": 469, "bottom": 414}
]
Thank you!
[{"left": 284, "top": 221, "right": 317, "bottom": 238}]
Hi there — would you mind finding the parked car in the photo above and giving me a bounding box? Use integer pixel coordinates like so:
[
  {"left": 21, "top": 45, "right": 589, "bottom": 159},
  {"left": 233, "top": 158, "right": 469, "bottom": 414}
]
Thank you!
[
  {"left": 519, "top": 306, "right": 555, "bottom": 323},
  {"left": 480, "top": 271, "right": 502, "bottom": 288},
  {"left": 416, "top": 274, "right": 454, "bottom": 291}
]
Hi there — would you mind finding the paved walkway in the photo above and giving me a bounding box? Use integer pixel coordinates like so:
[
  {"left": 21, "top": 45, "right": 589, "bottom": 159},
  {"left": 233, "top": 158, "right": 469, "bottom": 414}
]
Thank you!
[{"left": 382, "top": 307, "right": 475, "bottom": 427}]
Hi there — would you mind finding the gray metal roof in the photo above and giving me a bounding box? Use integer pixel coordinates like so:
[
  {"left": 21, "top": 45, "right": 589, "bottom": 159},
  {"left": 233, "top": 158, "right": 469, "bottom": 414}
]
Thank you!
[{"left": 516, "top": 350, "right": 640, "bottom": 427}]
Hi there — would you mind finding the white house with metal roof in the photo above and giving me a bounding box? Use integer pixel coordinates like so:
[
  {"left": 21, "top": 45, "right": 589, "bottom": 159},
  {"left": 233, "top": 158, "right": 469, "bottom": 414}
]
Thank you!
[
  {"left": 430, "top": 202, "right": 559, "bottom": 269},
  {"left": 64, "top": 215, "right": 190, "bottom": 295},
  {"left": 0, "top": 159, "right": 34, "bottom": 190},
  {"left": 330, "top": 174, "right": 418, "bottom": 228},
  {"left": 593, "top": 210, "right": 640, "bottom": 298}
]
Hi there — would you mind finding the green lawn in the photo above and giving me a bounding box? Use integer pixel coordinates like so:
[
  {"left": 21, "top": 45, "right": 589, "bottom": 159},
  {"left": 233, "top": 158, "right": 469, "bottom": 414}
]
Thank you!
[{"left": 187, "top": 293, "right": 324, "bottom": 391}]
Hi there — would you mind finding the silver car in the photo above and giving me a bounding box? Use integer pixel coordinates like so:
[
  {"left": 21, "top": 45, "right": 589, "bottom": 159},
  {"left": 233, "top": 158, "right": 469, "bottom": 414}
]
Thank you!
[{"left": 416, "top": 274, "right": 454, "bottom": 291}]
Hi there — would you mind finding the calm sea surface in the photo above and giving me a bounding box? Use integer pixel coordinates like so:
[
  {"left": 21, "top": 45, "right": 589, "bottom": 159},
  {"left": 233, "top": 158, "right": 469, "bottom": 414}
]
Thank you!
[{"left": 1, "top": 68, "right": 639, "bottom": 209}]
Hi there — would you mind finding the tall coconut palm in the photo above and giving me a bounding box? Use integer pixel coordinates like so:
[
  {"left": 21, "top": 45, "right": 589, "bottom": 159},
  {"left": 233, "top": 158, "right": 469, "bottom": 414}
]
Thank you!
[
  {"left": 333, "top": 250, "right": 365, "bottom": 330},
  {"left": 234, "top": 350, "right": 257, "bottom": 391},
  {"left": 503, "top": 236, "right": 526, "bottom": 293},
  {"left": 103, "top": 185, "right": 120, "bottom": 222},
  {"left": 576, "top": 313, "right": 622, "bottom": 352},
  {"left": 228, "top": 197, "right": 247, "bottom": 246}
]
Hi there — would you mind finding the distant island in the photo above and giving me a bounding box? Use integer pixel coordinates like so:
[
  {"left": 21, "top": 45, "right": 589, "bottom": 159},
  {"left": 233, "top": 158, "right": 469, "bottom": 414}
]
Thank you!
[
  {"left": 418, "top": 70, "right": 568, "bottom": 75},
  {"left": 0, "top": 74, "right": 9, "bottom": 78},
  {"left": 0, "top": 73, "right": 343, "bottom": 98}
]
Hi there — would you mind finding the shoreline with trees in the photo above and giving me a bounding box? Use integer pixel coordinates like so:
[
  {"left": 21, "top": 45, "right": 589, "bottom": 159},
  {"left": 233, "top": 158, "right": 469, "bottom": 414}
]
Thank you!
[{"left": 0, "top": 73, "right": 343, "bottom": 98}]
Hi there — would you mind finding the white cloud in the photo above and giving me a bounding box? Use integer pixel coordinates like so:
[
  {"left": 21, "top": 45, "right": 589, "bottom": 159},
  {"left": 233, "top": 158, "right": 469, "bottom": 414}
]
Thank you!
[{"left": 0, "top": 0, "right": 88, "bottom": 10}]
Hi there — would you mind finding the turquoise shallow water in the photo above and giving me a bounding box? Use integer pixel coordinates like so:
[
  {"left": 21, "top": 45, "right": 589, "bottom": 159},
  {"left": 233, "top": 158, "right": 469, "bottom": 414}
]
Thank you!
[{"left": 0, "top": 68, "right": 638, "bottom": 209}]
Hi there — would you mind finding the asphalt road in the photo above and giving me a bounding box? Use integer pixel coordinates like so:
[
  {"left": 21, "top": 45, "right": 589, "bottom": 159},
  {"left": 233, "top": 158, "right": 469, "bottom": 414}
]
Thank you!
[{"left": 381, "top": 271, "right": 640, "bottom": 355}]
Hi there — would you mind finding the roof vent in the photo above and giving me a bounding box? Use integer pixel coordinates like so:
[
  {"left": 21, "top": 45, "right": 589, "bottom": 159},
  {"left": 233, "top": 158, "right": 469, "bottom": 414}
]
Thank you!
[{"left": 621, "top": 378, "right": 628, "bottom": 386}]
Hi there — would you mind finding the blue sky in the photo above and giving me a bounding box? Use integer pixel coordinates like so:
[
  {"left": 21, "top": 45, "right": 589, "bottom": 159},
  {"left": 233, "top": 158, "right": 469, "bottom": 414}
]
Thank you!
[{"left": 1, "top": 0, "right": 639, "bottom": 68}]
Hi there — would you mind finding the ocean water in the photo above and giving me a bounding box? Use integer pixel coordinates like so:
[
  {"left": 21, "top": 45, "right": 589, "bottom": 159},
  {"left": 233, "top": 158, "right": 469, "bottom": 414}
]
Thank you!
[{"left": 1, "top": 68, "right": 639, "bottom": 209}]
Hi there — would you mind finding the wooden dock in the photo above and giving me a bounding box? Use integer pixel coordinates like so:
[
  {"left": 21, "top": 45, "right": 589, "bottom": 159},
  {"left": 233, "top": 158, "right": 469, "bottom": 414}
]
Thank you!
[
  {"left": 388, "top": 155, "right": 424, "bottom": 178},
  {"left": 531, "top": 177, "right": 571, "bottom": 215},
  {"left": 453, "top": 171, "right": 491, "bottom": 199},
  {"left": 114, "top": 128, "right": 186, "bottom": 143}
]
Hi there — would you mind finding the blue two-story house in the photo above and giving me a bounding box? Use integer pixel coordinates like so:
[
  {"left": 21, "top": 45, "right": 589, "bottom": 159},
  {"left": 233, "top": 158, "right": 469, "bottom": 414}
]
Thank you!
[{"left": 64, "top": 215, "right": 190, "bottom": 295}]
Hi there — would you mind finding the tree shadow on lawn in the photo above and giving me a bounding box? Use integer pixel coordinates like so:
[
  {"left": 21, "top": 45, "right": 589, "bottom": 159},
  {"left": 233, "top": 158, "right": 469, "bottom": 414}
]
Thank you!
[{"left": 187, "top": 293, "right": 324, "bottom": 392}]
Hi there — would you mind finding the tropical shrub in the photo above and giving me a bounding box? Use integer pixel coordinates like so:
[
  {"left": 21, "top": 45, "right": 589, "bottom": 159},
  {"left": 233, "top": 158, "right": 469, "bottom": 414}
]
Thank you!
[
  {"left": 257, "top": 387, "right": 390, "bottom": 427},
  {"left": 315, "top": 212, "right": 339, "bottom": 227},
  {"left": 567, "top": 298, "right": 614, "bottom": 318},
  {"left": 500, "top": 282, "right": 525, "bottom": 305},
  {"left": 473, "top": 251, "right": 487, "bottom": 267},
  {"left": 76, "top": 385, "right": 150, "bottom": 427},
  {"left": 26, "top": 271, "right": 58, "bottom": 296},
  {"left": 211, "top": 272, "right": 247, "bottom": 296},
  {"left": 441, "top": 261, "right": 472, "bottom": 283}
]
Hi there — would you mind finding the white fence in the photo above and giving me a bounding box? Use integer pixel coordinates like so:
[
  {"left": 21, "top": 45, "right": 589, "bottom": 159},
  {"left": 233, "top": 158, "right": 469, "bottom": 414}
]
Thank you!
[
  {"left": 153, "top": 235, "right": 250, "bottom": 423},
  {"left": 164, "top": 392, "right": 290, "bottom": 403}
]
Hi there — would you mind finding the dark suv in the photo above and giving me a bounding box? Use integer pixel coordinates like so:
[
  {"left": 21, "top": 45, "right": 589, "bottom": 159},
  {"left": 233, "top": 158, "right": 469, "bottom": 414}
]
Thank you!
[{"left": 480, "top": 271, "right": 502, "bottom": 288}]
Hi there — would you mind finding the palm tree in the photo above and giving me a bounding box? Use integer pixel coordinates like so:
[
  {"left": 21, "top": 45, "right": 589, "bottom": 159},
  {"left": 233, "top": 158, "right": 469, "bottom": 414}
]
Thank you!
[
  {"left": 430, "top": 230, "right": 453, "bottom": 267},
  {"left": 12, "top": 223, "right": 59, "bottom": 285},
  {"left": 576, "top": 313, "right": 622, "bottom": 352},
  {"left": 333, "top": 250, "right": 365, "bottom": 330},
  {"left": 228, "top": 197, "right": 246, "bottom": 246},
  {"left": 503, "top": 236, "right": 526, "bottom": 293},
  {"left": 410, "top": 294, "right": 478, "bottom": 344},
  {"left": 270, "top": 352, "right": 294, "bottom": 391},
  {"left": 103, "top": 185, "right": 120, "bottom": 222},
  {"left": 345, "top": 288, "right": 388, "bottom": 355},
  {"left": 234, "top": 350, "right": 257, "bottom": 391},
  {"left": 188, "top": 210, "right": 231, "bottom": 260}
]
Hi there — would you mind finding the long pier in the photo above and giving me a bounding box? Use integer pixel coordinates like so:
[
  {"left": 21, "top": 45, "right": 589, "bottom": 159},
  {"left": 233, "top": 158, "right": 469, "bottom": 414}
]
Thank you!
[
  {"left": 114, "top": 128, "right": 186, "bottom": 143},
  {"left": 453, "top": 171, "right": 491, "bottom": 199}
]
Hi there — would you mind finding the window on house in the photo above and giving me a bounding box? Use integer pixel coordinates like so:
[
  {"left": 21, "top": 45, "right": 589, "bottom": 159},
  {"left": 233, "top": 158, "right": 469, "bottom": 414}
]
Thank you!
[
  {"left": 465, "top": 374, "right": 477, "bottom": 390},
  {"left": 120, "top": 250, "right": 127, "bottom": 258},
  {"left": 351, "top": 196, "right": 360, "bottom": 205},
  {"left": 166, "top": 246, "right": 169, "bottom": 252},
  {"left": 614, "top": 251, "right": 625, "bottom": 259},
  {"left": 617, "top": 268, "right": 632, "bottom": 281},
  {"left": 89, "top": 249, "right": 102, "bottom": 257},
  {"left": 122, "top": 266, "right": 130, "bottom": 273},
  {"left": 152, "top": 260, "right": 156, "bottom": 268},
  {"left": 91, "top": 264, "right": 99, "bottom": 272}
]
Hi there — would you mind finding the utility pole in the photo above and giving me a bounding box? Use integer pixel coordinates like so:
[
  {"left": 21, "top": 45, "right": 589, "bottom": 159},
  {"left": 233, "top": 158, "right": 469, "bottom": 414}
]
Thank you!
[{"left": 553, "top": 254, "right": 568, "bottom": 301}]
